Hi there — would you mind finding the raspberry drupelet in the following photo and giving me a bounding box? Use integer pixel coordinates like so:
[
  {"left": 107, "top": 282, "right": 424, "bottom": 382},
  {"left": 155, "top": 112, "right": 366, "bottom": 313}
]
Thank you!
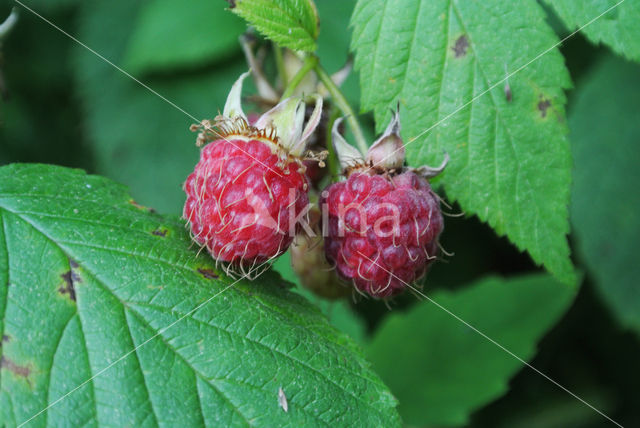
[{"left": 322, "top": 110, "right": 448, "bottom": 298}]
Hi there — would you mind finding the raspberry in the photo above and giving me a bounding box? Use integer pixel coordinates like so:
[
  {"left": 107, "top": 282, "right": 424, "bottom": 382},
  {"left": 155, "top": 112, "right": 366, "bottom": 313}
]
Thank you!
[
  {"left": 322, "top": 171, "right": 442, "bottom": 298},
  {"left": 183, "top": 136, "right": 309, "bottom": 268},
  {"left": 183, "top": 72, "right": 323, "bottom": 276},
  {"left": 323, "top": 109, "right": 448, "bottom": 298}
]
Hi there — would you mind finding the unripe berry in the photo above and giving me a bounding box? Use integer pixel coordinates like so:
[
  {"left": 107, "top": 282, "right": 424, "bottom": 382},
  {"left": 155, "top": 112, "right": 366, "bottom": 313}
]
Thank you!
[{"left": 290, "top": 208, "right": 350, "bottom": 299}]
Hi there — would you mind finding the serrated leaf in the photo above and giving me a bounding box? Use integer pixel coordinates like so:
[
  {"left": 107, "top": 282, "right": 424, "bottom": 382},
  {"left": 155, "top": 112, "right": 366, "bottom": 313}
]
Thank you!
[
  {"left": 273, "top": 251, "right": 367, "bottom": 345},
  {"left": 0, "top": 164, "right": 400, "bottom": 427},
  {"left": 122, "top": 0, "right": 246, "bottom": 74},
  {"left": 367, "top": 274, "right": 576, "bottom": 426},
  {"left": 351, "top": 0, "right": 575, "bottom": 284},
  {"left": 570, "top": 55, "right": 640, "bottom": 333},
  {"left": 230, "top": 0, "right": 319, "bottom": 52},
  {"left": 544, "top": 0, "right": 640, "bottom": 62}
]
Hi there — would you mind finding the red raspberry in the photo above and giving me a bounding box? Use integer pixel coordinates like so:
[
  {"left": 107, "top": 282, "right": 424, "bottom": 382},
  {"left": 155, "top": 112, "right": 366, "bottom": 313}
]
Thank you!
[
  {"left": 183, "top": 136, "right": 309, "bottom": 268},
  {"left": 323, "top": 109, "right": 448, "bottom": 298},
  {"left": 322, "top": 171, "right": 443, "bottom": 298},
  {"left": 183, "top": 71, "right": 323, "bottom": 276}
]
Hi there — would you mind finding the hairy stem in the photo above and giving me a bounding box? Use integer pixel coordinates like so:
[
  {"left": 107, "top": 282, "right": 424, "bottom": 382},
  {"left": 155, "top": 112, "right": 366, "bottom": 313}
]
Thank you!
[
  {"left": 325, "top": 106, "right": 341, "bottom": 179},
  {"left": 314, "top": 62, "right": 368, "bottom": 155},
  {"left": 281, "top": 55, "right": 317, "bottom": 99}
]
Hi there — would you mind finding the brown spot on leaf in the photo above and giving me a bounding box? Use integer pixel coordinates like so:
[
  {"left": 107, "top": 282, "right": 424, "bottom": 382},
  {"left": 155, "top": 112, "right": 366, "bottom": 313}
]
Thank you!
[
  {"left": 1, "top": 356, "right": 30, "bottom": 378},
  {"left": 2, "top": 335, "right": 9, "bottom": 343},
  {"left": 226, "top": 0, "right": 236, "bottom": 8},
  {"left": 59, "top": 269, "right": 80, "bottom": 302},
  {"left": 452, "top": 35, "right": 469, "bottom": 58},
  {"left": 198, "top": 268, "right": 219, "bottom": 280},
  {"left": 538, "top": 99, "right": 551, "bottom": 118},
  {"left": 151, "top": 228, "right": 168, "bottom": 237},
  {"left": 69, "top": 259, "right": 79, "bottom": 268}
]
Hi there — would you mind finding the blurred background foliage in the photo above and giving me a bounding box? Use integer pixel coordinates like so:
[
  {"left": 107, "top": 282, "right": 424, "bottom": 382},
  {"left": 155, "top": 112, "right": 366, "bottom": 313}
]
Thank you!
[{"left": 1, "top": 0, "right": 639, "bottom": 427}]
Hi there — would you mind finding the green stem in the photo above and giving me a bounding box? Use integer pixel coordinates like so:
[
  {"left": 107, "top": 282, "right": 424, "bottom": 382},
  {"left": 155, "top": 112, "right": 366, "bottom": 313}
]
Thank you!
[
  {"left": 325, "top": 107, "right": 341, "bottom": 179},
  {"left": 313, "top": 62, "right": 368, "bottom": 155},
  {"left": 281, "top": 55, "right": 317, "bottom": 99},
  {"left": 273, "top": 44, "right": 287, "bottom": 89}
]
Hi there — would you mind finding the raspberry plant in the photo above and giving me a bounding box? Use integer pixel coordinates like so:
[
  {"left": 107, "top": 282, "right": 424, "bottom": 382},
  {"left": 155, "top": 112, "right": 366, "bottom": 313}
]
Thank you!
[{"left": 1, "top": 0, "right": 640, "bottom": 427}]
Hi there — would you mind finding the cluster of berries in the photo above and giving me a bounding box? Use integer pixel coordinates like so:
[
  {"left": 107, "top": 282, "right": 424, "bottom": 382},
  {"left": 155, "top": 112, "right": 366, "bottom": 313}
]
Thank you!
[{"left": 184, "top": 51, "right": 446, "bottom": 299}]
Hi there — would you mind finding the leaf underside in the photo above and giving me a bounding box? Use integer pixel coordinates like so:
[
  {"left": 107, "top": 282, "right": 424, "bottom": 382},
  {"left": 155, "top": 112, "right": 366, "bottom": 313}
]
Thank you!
[
  {"left": 351, "top": 0, "right": 575, "bottom": 284},
  {"left": 231, "top": 0, "right": 319, "bottom": 52},
  {"left": 0, "top": 164, "right": 399, "bottom": 427}
]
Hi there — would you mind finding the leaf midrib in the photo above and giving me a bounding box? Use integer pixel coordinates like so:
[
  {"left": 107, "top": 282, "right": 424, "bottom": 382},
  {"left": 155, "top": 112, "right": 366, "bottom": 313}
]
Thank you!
[
  {"left": 123, "top": 310, "right": 160, "bottom": 427},
  {"left": 47, "top": 313, "right": 99, "bottom": 427}
]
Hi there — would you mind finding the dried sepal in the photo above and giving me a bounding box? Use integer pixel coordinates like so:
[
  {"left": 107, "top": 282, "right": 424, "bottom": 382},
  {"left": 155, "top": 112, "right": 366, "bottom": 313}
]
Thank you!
[
  {"left": 240, "top": 34, "right": 279, "bottom": 104},
  {"left": 366, "top": 107, "right": 405, "bottom": 170},
  {"left": 222, "top": 71, "right": 251, "bottom": 120},
  {"left": 332, "top": 117, "right": 365, "bottom": 172},
  {"left": 200, "top": 71, "right": 323, "bottom": 159},
  {"left": 295, "top": 94, "right": 324, "bottom": 155},
  {"left": 332, "top": 107, "right": 448, "bottom": 180},
  {"left": 412, "top": 152, "right": 450, "bottom": 179}
]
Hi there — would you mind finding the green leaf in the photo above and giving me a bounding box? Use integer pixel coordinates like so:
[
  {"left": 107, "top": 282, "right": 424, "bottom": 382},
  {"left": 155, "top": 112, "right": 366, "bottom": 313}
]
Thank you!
[
  {"left": 272, "top": 251, "right": 367, "bottom": 345},
  {"left": 230, "top": 0, "right": 319, "bottom": 52},
  {"left": 0, "top": 164, "right": 400, "bottom": 427},
  {"left": 122, "top": 0, "right": 246, "bottom": 74},
  {"left": 367, "top": 274, "right": 576, "bottom": 427},
  {"left": 351, "top": 0, "right": 575, "bottom": 284},
  {"left": 570, "top": 55, "right": 640, "bottom": 332},
  {"left": 544, "top": 0, "right": 640, "bottom": 62},
  {"left": 74, "top": 0, "right": 246, "bottom": 214}
]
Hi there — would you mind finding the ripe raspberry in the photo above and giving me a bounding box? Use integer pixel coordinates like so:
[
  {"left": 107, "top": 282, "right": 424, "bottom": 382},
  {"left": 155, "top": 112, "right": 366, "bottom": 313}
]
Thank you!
[
  {"left": 322, "top": 171, "right": 442, "bottom": 298},
  {"left": 323, "top": 110, "right": 448, "bottom": 298},
  {"left": 184, "top": 72, "right": 323, "bottom": 276},
  {"left": 184, "top": 136, "right": 309, "bottom": 268}
]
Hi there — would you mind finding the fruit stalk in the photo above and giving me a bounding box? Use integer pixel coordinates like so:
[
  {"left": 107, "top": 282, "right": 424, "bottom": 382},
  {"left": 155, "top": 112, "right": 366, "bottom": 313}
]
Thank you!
[
  {"left": 281, "top": 55, "right": 318, "bottom": 99},
  {"left": 313, "top": 61, "right": 368, "bottom": 155}
]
